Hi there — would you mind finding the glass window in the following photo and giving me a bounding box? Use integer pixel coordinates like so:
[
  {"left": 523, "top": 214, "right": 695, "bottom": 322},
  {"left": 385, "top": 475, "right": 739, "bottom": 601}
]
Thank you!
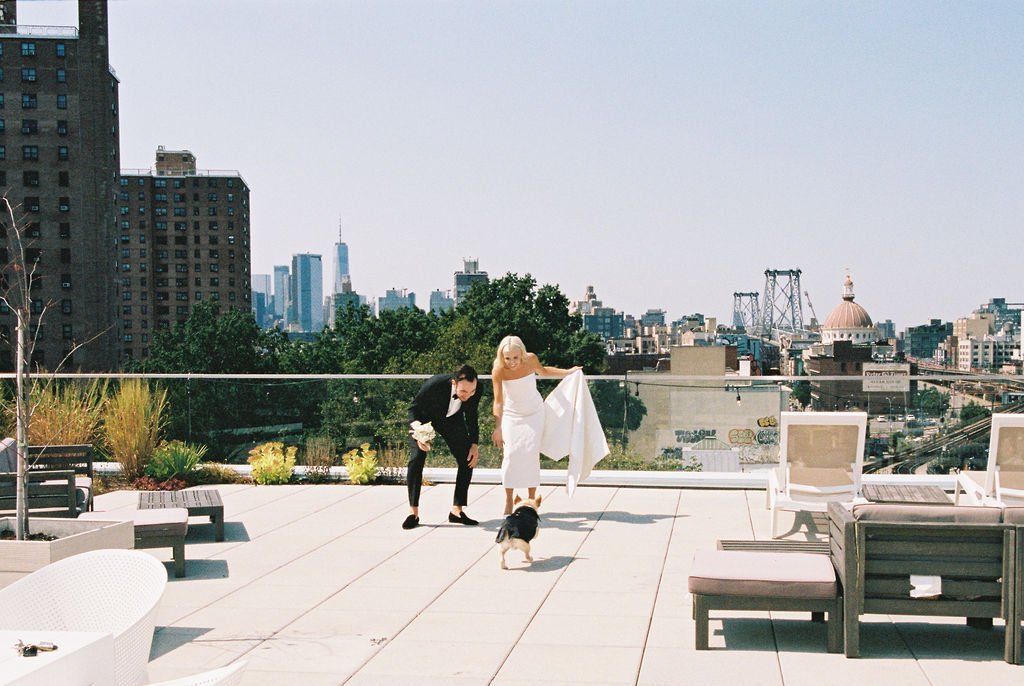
[
  {"left": 21, "top": 94, "right": 37, "bottom": 109},
  {"left": 57, "top": 120, "right": 68, "bottom": 136},
  {"left": 56, "top": 94, "right": 67, "bottom": 109},
  {"left": 58, "top": 146, "right": 69, "bottom": 161},
  {"left": 0, "top": 146, "right": 5, "bottom": 161},
  {"left": 56, "top": 43, "right": 66, "bottom": 58},
  {"left": 21, "top": 68, "right": 37, "bottom": 83},
  {"left": 21, "top": 43, "right": 36, "bottom": 57},
  {"left": 56, "top": 68, "right": 67, "bottom": 84},
  {"left": 20, "top": 119, "right": 37, "bottom": 134},
  {"left": 22, "top": 145, "right": 38, "bottom": 160}
]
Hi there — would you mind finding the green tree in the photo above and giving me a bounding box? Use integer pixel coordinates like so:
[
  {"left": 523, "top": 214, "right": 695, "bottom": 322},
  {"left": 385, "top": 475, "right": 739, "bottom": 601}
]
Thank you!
[
  {"left": 960, "top": 401, "right": 991, "bottom": 424},
  {"left": 455, "top": 273, "right": 605, "bottom": 371},
  {"left": 140, "top": 302, "right": 289, "bottom": 445},
  {"left": 590, "top": 381, "right": 647, "bottom": 440},
  {"left": 915, "top": 387, "right": 949, "bottom": 419},
  {"left": 790, "top": 380, "right": 811, "bottom": 408}
]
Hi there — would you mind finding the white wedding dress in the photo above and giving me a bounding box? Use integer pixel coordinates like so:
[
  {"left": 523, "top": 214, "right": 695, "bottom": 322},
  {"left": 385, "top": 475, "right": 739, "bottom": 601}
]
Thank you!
[{"left": 500, "top": 373, "right": 544, "bottom": 488}]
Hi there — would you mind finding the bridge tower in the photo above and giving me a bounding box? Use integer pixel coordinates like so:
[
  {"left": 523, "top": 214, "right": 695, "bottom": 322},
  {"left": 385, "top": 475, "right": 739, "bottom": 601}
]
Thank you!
[
  {"left": 732, "top": 292, "right": 760, "bottom": 331},
  {"left": 756, "top": 269, "right": 805, "bottom": 338}
]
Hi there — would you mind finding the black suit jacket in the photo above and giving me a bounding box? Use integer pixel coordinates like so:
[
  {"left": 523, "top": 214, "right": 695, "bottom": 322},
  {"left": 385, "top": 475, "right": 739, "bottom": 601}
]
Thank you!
[{"left": 408, "top": 374, "right": 482, "bottom": 445}]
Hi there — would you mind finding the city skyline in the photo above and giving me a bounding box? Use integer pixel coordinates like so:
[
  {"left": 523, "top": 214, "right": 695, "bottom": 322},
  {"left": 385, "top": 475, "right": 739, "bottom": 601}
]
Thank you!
[{"left": 20, "top": 1, "right": 1024, "bottom": 330}]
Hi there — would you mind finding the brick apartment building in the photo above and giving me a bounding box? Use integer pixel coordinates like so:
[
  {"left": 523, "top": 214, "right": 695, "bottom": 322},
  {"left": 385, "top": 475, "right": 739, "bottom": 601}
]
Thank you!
[
  {"left": 0, "top": 0, "right": 121, "bottom": 370},
  {"left": 118, "top": 147, "right": 251, "bottom": 360}
]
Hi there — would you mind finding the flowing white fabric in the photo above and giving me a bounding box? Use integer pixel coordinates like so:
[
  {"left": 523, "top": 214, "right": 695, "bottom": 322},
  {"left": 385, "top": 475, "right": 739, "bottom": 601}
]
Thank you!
[{"left": 540, "top": 370, "right": 610, "bottom": 497}]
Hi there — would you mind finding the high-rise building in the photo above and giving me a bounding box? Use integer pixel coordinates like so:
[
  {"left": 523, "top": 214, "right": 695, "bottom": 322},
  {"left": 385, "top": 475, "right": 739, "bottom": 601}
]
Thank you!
[
  {"left": 0, "top": 1, "right": 121, "bottom": 371},
  {"left": 378, "top": 288, "right": 415, "bottom": 312},
  {"left": 453, "top": 258, "right": 488, "bottom": 304},
  {"left": 332, "top": 222, "right": 349, "bottom": 294},
  {"left": 251, "top": 274, "right": 271, "bottom": 328},
  {"left": 429, "top": 289, "right": 454, "bottom": 313},
  {"left": 272, "top": 265, "right": 289, "bottom": 321},
  {"left": 119, "top": 147, "right": 252, "bottom": 360},
  {"left": 290, "top": 253, "right": 323, "bottom": 332}
]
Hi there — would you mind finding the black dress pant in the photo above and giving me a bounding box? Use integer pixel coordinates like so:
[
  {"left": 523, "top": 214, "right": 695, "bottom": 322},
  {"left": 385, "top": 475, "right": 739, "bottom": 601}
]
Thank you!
[{"left": 407, "top": 419, "right": 473, "bottom": 508}]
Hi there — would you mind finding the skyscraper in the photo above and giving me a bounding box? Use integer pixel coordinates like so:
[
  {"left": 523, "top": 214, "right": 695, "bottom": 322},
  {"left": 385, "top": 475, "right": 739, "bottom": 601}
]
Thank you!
[
  {"left": 290, "top": 254, "right": 323, "bottom": 332},
  {"left": 333, "top": 221, "right": 349, "bottom": 294},
  {"left": 454, "top": 258, "right": 488, "bottom": 304},
  {"left": 272, "top": 265, "right": 289, "bottom": 321},
  {"left": 0, "top": 0, "right": 121, "bottom": 370},
  {"left": 251, "top": 274, "right": 271, "bottom": 328}
]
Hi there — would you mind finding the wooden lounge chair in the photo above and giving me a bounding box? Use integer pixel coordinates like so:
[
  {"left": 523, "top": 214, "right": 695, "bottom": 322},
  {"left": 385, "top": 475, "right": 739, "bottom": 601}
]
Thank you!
[
  {"left": 767, "top": 411, "right": 867, "bottom": 538},
  {"left": 829, "top": 502, "right": 1016, "bottom": 662},
  {"left": 955, "top": 413, "right": 1024, "bottom": 507},
  {"left": 0, "top": 469, "right": 80, "bottom": 518}
]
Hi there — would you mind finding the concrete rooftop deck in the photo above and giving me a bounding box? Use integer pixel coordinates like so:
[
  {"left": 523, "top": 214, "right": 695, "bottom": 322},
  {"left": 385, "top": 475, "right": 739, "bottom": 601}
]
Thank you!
[{"left": 5, "top": 480, "right": 1023, "bottom": 685}]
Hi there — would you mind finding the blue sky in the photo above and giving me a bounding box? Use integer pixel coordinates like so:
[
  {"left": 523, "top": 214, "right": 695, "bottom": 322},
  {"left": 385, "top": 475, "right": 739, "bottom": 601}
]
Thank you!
[{"left": 21, "top": 1, "right": 1024, "bottom": 330}]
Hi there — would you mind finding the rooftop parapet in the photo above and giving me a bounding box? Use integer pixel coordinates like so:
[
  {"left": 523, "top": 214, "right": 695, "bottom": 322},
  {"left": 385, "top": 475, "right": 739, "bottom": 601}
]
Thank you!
[{"left": 0, "top": 23, "right": 79, "bottom": 38}]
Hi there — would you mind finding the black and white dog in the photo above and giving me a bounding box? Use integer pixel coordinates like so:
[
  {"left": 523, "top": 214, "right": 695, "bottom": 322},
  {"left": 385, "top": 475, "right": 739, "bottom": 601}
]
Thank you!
[{"left": 495, "top": 496, "right": 541, "bottom": 569}]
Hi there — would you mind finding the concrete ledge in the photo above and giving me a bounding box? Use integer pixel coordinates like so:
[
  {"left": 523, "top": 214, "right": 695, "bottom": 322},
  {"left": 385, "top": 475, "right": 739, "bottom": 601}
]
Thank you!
[{"left": 93, "top": 461, "right": 959, "bottom": 491}]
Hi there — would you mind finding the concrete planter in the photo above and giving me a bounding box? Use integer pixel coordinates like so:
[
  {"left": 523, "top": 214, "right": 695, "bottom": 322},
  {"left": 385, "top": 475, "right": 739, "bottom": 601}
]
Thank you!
[{"left": 0, "top": 517, "right": 134, "bottom": 572}]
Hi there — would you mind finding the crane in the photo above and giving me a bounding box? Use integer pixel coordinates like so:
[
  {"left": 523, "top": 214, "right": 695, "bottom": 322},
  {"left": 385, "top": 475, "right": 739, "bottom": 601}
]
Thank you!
[{"left": 804, "top": 290, "right": 819, "bottom": 327}]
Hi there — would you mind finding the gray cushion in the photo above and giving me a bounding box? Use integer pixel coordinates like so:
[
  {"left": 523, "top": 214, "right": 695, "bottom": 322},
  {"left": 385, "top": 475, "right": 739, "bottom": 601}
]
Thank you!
[
  {"left": 80, "top": 507, "right": 189, "bottom": 538},
  {"left": 852, "top": 503, "right": 1002, "bottom": 524},
  {"left": 1001, "top": 507, "right": 1024, "bottom": 525},
  {"left": 688, "top": 550, "right": 837, "bottom": 599},
  {"left": 0, "top": 437, "right": 16, "bottom": 472}
]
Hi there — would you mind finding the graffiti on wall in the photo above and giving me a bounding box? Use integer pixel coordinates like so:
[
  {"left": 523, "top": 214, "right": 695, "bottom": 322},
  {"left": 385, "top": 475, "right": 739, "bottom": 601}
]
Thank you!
[
  {"left": 674, "top": 428, "right": 716, "bottom": 444},
  {"left": 757, "top": 415, "right": 777, "bottom": 428}
]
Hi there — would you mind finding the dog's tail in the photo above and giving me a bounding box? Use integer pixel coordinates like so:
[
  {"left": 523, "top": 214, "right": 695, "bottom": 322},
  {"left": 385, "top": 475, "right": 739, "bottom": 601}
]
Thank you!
[{"left": 495, "top": 524, "right": 511, "bottom": 544}]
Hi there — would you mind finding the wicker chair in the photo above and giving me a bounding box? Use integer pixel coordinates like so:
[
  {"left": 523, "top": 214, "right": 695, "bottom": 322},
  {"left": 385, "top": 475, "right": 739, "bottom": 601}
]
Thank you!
[
  {"left": 144, "top": 661, "right": 247, "bottom": 686},
  {"left": 0, "top": 549, "right": 168, "bottom": 686}
]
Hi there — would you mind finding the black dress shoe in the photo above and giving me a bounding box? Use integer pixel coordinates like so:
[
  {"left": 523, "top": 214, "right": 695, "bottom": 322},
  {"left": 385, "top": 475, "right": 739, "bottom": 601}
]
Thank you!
[
  {"left": 448, "top": 511, "right": 478, "bottom": 526},
  {"left": 402, "top": 514, "right": 419, "bottom": 530}
]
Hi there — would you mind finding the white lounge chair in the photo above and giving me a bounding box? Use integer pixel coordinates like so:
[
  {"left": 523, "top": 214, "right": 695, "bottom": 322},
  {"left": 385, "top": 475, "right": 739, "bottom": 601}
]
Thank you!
[
  {"left": 0, "top": 548, "right": 168, "bottom": 686},
  {"left": 955, "top": 413, "right": 1024, "bottom": 507},
  {"left": 144, "top": 661, "right": 247, "bottom": 686},
  {"left": 767, "top": 411, "right": 867, "bottom": 538}
]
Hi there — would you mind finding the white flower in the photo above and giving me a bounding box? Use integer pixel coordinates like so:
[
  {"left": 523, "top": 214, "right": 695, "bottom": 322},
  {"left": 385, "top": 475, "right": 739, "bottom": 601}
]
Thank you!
[{"left": 409, "top": 420, "right": 437, "bottom": 445}]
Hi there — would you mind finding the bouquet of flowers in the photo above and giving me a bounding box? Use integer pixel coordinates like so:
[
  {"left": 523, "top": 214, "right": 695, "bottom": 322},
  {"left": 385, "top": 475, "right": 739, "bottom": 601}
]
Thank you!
[{"left": 409, "top": 420, "right": 436, "bottom": 447}]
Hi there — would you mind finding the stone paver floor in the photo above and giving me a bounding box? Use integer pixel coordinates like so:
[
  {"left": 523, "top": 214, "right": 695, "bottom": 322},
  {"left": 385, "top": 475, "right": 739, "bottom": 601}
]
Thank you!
[{"left": 4, "top": 481, "right": 1022, "bottom": 685}]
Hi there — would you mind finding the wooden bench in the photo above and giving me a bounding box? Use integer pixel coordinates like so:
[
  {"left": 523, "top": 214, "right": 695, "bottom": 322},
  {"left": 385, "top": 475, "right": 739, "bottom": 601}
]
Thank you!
[
  {"left": 0, "top": 470, "right": 79, "bottom": 518},
  {"left": 688, "top": 549, "right": 843, "bottom": 653},
  {"left": 80, "top": 508, "right": 190, "bottom": 578},
  {"left": 27, "top": 444, "right": 96, "bottom": 511},
  {"left": 139, "top": 488, "right": 224, "bottom": 541},
  {"left": 829, "top": 502, "right": 1016, "bottom": 662}
]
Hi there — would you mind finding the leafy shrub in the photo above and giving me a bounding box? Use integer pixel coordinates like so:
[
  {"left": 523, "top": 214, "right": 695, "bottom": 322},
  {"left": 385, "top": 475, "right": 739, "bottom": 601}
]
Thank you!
[
  {"left": 102, "top": 380, "right": 167, "bottom": 480},
  {"left": 248, "top": 441, "right": 296, "bottom": 485},
  {"left": 146, "top": 440, "right": 208, "bottom": 481},
  {"left": 131, "top": 476, "right": 189, "bottom": 491},
  {"left": 303, "top": 434, "right": 336, "bottom": 483},
  {"left": 191, "top": 462, "right": 252, "bottom": 486},
  {"left": 343, "top": 443, "right": 379, "bottom": 485},
  {"left": 7, "top": 379, "right": 108, "bottom": 446}
]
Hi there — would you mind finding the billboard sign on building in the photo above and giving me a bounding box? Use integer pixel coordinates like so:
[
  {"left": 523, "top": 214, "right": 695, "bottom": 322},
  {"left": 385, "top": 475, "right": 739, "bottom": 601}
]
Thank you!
[{"left": 862, "top": 363, "right": 911, "bottom": 392}]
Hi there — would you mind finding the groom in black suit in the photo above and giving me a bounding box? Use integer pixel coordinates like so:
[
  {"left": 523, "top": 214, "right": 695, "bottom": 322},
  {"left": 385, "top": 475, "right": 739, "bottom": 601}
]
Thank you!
[{"left": 403, "top": 364, "right": 482, "bottom": 529}]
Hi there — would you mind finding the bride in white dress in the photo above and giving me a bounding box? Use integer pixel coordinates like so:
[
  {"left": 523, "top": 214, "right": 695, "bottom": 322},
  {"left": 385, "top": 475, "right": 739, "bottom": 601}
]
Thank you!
[{"left": 491, "top": 336, "right": 580, "bottom": 515}]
